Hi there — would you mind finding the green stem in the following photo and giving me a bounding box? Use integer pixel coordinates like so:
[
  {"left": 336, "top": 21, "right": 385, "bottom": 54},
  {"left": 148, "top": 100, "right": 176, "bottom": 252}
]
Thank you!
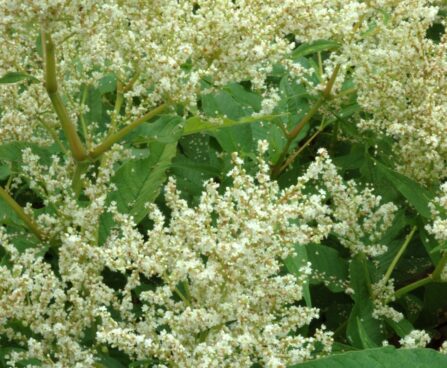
[
  {"left": 271, "top": 64, "right": 340, "bottom": 177},
  {"left": 80, "top": 85, "right": 91, "bottom": 150},
  {"left": 41, "top": 29, "right": 87, "bottom": 162},
  {"left": 394, "top": 276, "right": 432, "bottom": 299},
  {"left": 0, "top": 187, "right": 44, "bottom": 240},
  {"left": 383, "top": 226, "right": 417, "bottom": 284},
  {"left": 275, "top": 120, "right": 331, "bottom": 176},
  {"left": 109, "top": 80, "right": 124, "bottom": 134},
  {"left": 323, "top": 64, "right": 341, "bottom": 98},
  {"left": 72, "top": 162, "right": 89, "bottom": 197},
  {"left": 286, "top": 95, "right": 326, "bottom": 142},
  {"left": 394, "top": 250, "right": 447, "bottom": 299},
  {"left": 89, "top": 104, "right": 167, "bottom": 159},
  {"left": 317, "top": 52, "right": 323, "bottom": 77}
]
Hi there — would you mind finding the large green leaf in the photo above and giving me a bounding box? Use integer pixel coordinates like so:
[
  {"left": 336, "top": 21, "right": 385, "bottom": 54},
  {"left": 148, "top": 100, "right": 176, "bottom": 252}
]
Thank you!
[
  {"left": 278, "top": 75, "right": 310, "bottom": 132},
  {"left": 347, "top": 255, "right": 385, "bottom": 348},
  {"left": 129, "top": 115, "right": 183, "bottom": 144},
  {"left": 199, "top": 89, "right": 256, "bottom": 152},
  {"left": 385, "top": 317, "right": 414, "bottom": 338},
  {"left": 0, "top": 195, "right": 22, "bottom": 226},
  {"left": 0, "top": 142, "right": 55, "bottom": 165},
  {"left": 97, "top": 74, "right": 117, "bottom": 94},
  {"left": 108, "top": 142, "right": 177, "bottom": 223},
  {"left": 182, "top": 114, "right": 280, "bottom": 136},
  {"left": 375, "top": 161, "right": 434, "bottom": 218},
  {"left": 0, "top": 165, "right": 10, "bottom": 180},
  {"left": 305, "top": 244, "right": 348, "bottom": 292},
  {"left": 96, "top": 355, "right": 126, "bottom": 368},
  {"left": 290, "top": 347, "right": 447, "bottom": 367},
  {"left": 171, "top": 156, "right": 221, "bottom": 199},
  {"left": 99, "top": 142, "right": 177, "bottom": 244},
  {"left": 84, "top": 87, "right": 108, "bottom": 128},
  {"left": 223, "top": 83, "right": 262, "bottom": 111}
]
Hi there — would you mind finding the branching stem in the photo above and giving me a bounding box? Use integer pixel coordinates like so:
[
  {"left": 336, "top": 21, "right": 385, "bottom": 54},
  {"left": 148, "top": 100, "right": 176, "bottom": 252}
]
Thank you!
[
  {"left": 0, "top": 187, "right": 44, "bottom": 240},
  {"left": 271, "top": 64, "right": 340, "bottom": 177},
  {"left": 41, "top": 29, "right": 88, "bottom": 162},
  {"left": 89, "top": 104, "right": 167, "bottom": 159}
]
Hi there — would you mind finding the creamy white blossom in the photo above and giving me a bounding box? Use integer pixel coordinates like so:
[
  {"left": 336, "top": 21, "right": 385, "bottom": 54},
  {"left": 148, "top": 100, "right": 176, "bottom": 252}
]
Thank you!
[
  {"left": 0, "top": 143, "right": 396, "bottom": 366},
  {"left": 399, "top": 330, "right": 431, "bottom": 349},
  {"left": 371, "top": 278, "right": 403, "bottom": 322}
]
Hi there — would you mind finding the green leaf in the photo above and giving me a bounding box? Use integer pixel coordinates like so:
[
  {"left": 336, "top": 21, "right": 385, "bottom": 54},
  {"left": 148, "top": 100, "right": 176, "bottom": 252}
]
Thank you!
[
  {"left": 291, "top": 40, "right": 340, "bottom": 60},
  {"left": 96, "top": 355, "right": 126, "bottom": 368},
  {"left": 375, "top": 161, "right": 434, "bottom": 218},
  {"left": 359, "top": 155, "right": 399, "bottom": 203},
  {"left": 251, "top": 121, "right": 287, "bottom": 163},
  {"left": 15, "top": 359, "right": 42, "bottom": 367},
  {"left": 130, "top": 115, "right": 184, "bottom": 144},
  {"left": 97, "top": 74, "right": 117, "bottom": 94},
  {"left": 419, "top": 227, "right": 441, "bottom": 264},
  {"left": 289, "top": 347, "right": 447, "bottom": 368},
  {"left": 0, "top": 142, "right": 55, "bottom": 165},
  {"left": 199, "top": 90, "right": 256, "bottom": 152},
  {"left": 347, "top": 255, "right": 385, "bottom": 348},
  {"left": 223, "top": 83, "right": 262, "bottom": 111},
  {"left": 278, "top": 75, "right": 310, "bottom": 131},
  {"left": 349, "top": 255, "right": 371, "bottom": 304},
  {"left": 0, "top": 347, "right": 24, "bottom": 368},
  {"left": 183, "top": 114, "right": 281, "bottom": 136},
  {"left": 179, "top": 134, "right": 213, "bottom": 163},
  {"left": 171, "top": 156, "right": 221, "bottom": 198},
  {"left": 0, "top": 165, "right": 10, "bottom": 180},
  {"left": 0, "top": 196, "right": 22, "bottom": 226},
  {"left": 305, "top": 244, "right": 348, "bottom": 292},
  {"left": 347, "top": 303, "right": 383, "bottom": 349},
  {"left": 284, "top": 244, "right": 312, "bottom": 307},
  {"left": 385, "top": 318, "right": 414, "bottom": 338},
  {"left": 108, "top": 142, "right": 177, "bottom": 223},
  {"left": 420, "top": 283, "right": 447, "bottom": 327},
  {"left": 356, "top": 317, "right": 378, "bottom": 348},
  {"left": 129, "top": 360, "right": 155, "bottom": 367},
  {"left": 85, "top": 87, "right": 106, "bottom": 126},
  {"left": 0, "top": 72, "right": 38, "bottom": 84}
]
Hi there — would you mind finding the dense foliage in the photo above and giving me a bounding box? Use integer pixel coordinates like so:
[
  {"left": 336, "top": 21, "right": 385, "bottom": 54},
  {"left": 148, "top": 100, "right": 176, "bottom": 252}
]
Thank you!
[{"left": 1, "top": 1, "right": 447, "bottom": 367}]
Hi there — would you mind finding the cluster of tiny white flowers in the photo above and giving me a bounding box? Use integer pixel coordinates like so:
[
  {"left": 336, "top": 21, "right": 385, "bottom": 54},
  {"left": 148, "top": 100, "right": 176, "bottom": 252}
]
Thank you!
[
  {"left": 371, "top": 278, "right": 403, "bottom": 322},
  {"left": 94, "top": 144, "right": 393, "bottom": 366},
  {"left": 0, "top": 0, "right": 403, "bottom": 148},
  {"left": 313, "top": 155, "right": 396, "bottom": 258},
  {"left": 2, "top": 1, "right": 447, "bottom": 183},
  {"left": 399, "top": 330, "right": 431, "bottom": 349},
  {"left": 440, "top": 340, "right": 447, "bottom": 354},
  {"left": 427, "top": 182, "right": 447, "bottom": 243},
  {"left": 345, "top": 0, "right": 447, "bottom": 183},
  {"left": 19, "top": 145, "right": 125, "bottom": 242},
  {"left": 0, "top": 0, "right": 352, "bottom": 145},
  {"left": 0, "top": 227, "right": 111, "bottom": 366},
  {"left": 0, "top": 147, "right": 128, "bottom": 366},
  {"left": 426, "top": 182, "right": 447, "bottom": 280},
  {"left": 0, "top": 141, "right": 397, "bottom": 366}
]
